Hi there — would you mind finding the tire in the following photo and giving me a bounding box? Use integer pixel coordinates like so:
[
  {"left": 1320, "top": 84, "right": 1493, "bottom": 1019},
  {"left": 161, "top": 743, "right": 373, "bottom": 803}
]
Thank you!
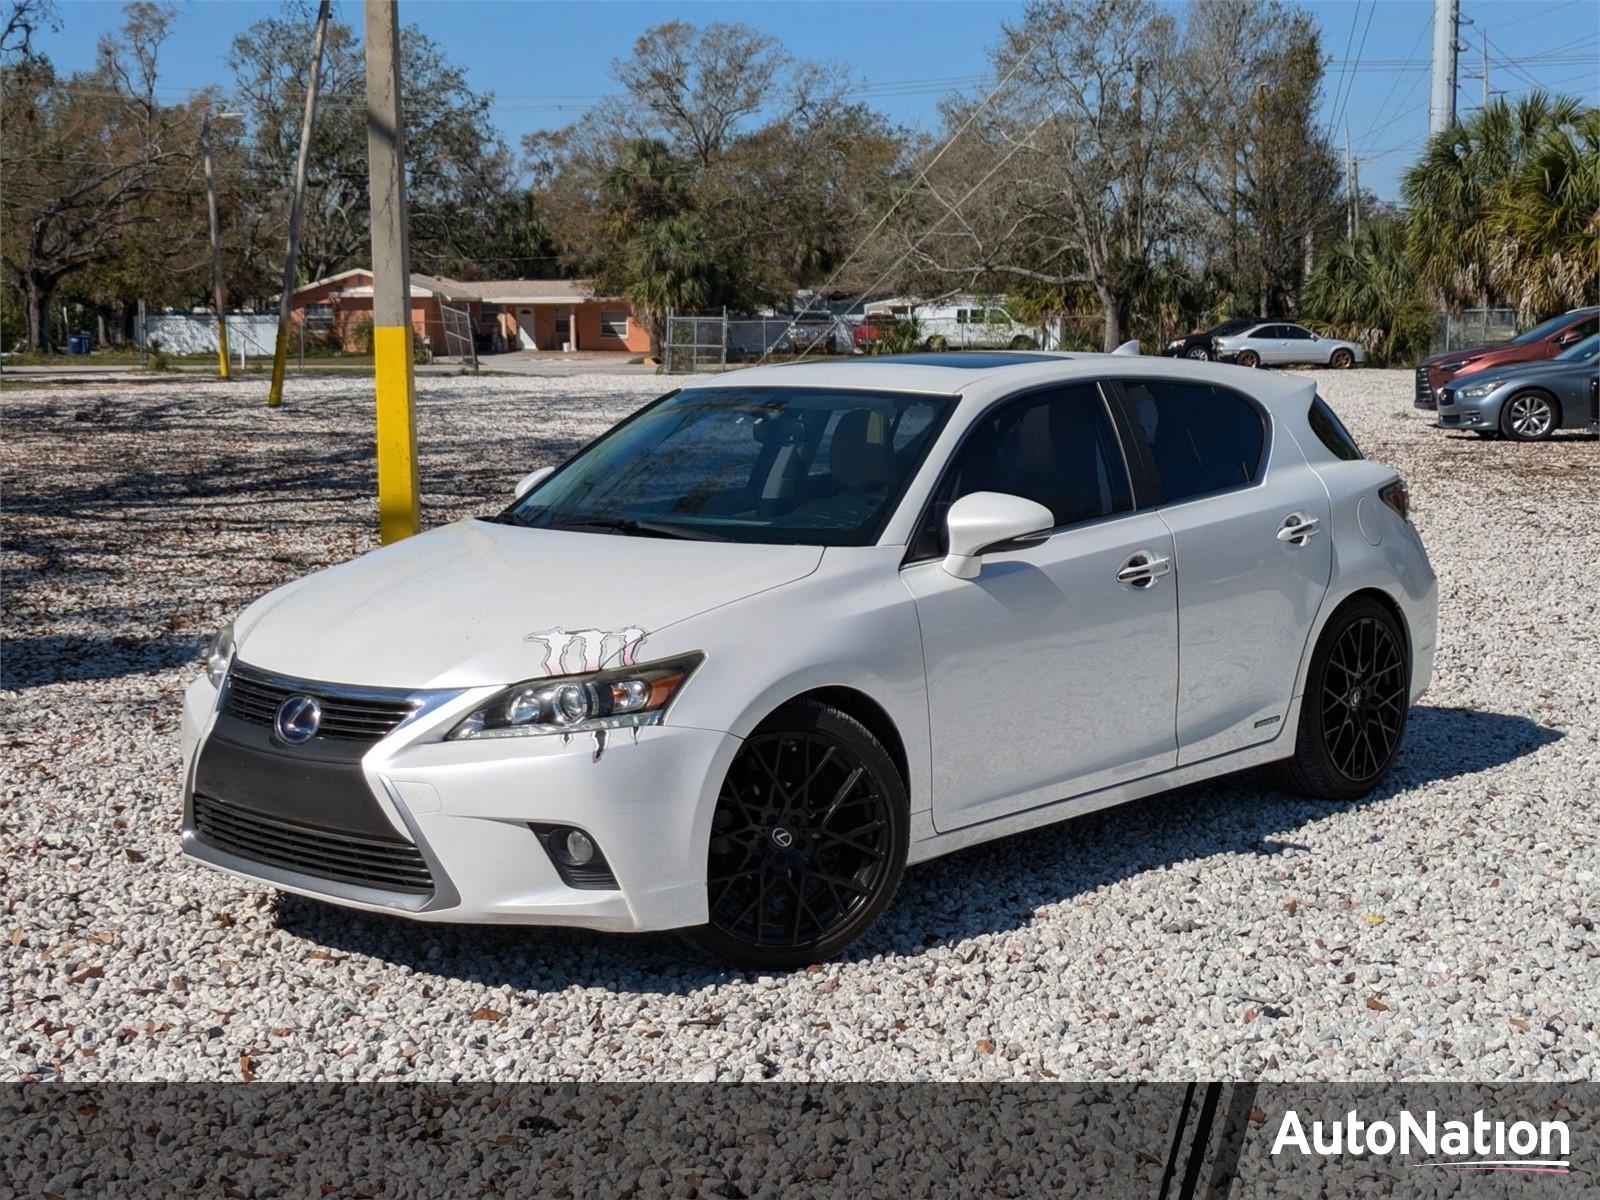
[
  {"left": 924, "top": 335, "right": 948, "bottom": 352},
  {"left": 688, "top": 700, "right": 909, "bottom": 969},
  {"left": 1186, "top": 346, "right": 1212, "bottom": 360},
  {"left": 1330, "top": 348, "right": 1355, "bottom": 369},
  {"left": 1236, "top": 350, "right": 1260, "bottom": 368},
  {"left": 1284, "top": 598, "right": 1410, "bottom": 801},
  {"left": 1009, "top": 334, "right": 1038, "bottom": 350},
  {"left": 1500, "top": 390, "right": 1557, "bottom": 441}
]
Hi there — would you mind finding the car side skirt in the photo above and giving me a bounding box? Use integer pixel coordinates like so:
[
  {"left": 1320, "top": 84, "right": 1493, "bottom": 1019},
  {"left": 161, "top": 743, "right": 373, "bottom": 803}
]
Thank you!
[{"left": 905, "top": 701, "right": 1302, "bottom": 865}]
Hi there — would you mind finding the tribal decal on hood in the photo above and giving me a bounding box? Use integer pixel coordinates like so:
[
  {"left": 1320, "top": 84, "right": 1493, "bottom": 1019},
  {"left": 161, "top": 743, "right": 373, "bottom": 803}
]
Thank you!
[{"left": 523, "top": 626, "right": 646, "bottom": 676}]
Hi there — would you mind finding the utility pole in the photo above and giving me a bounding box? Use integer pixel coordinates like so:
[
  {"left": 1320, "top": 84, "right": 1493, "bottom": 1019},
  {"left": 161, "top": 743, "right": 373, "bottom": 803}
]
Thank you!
[
  {"left": 201, "top": 111, "right": 241, "bottom": 381},
  {"left": 1429, "top": 0, "right": 1460, "bottom": 136},
  {"left": 365, "top": 0, "right": 419, "bottom": 542},
  {"left": 267, "top": 0, "right": 331, "bottom": 408},
  {"left": 1345, "top": 125, "right": 1355, "bottom": 241},
  {"left": 1351, "top": 154, "right": 1361, "bottom": 241},
  {"left": 1482, "top": 34, "right": 1490, "bottom": 109}
]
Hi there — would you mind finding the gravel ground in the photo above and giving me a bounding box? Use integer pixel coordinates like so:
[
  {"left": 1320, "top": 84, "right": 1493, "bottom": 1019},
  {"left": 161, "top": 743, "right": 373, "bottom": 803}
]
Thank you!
[{"left": 3, "top": 367, "right": 1596, "bottom": 1083}]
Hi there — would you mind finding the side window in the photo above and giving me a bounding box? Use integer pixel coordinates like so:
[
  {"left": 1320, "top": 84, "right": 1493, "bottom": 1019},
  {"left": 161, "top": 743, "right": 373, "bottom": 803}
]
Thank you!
[
  {"left": 1120, "top": 380, "right": 1267, "bottom": 504},
  {"left": 1283, "top": 325, "right": 1313, "bottom": 340},
  {"left": 1308, "top": 396, "right": 1363, "bottom": 461},
  {"left": 1570, "top": 317, "right": 1598, "bottom": 341},
  {"left": 911, "top": 385, "right": 1132, "bottom": 558}
]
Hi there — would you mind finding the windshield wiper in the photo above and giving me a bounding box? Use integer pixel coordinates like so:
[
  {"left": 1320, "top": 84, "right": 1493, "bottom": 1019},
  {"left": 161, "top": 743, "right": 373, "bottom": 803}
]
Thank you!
[{"left": 543, "top": 516, "right": 725, "bottom": 541}]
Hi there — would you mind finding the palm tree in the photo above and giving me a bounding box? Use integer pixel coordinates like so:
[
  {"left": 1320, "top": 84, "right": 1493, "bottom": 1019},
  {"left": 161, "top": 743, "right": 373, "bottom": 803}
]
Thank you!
[
  {"left": 1305, "top": 218, "right": 1435, "bottom": 365},
  {"left": 600, "top": 140, "right": 716, "bottom": 359},
  {"left": 1491, "top": 107, "right": 1600, "bottom": 319},
  {"left": 1402, "top": 92, "right": 1586, "bottom": 312}
]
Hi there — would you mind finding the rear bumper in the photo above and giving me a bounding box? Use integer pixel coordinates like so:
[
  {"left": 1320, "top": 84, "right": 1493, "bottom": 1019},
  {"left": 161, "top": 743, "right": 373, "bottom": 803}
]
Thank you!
[{"left": 179, "top": 675, "right": 740, "bottom": 931}]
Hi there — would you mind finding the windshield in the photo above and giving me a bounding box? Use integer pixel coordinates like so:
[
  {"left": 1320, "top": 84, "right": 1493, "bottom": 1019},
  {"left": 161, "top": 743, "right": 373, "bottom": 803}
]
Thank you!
[
  {"left": 1208, "top": 318, "right": 1254, "bottom": 337},
  {"left": 1512, "top": 312, "right": 1589, "bottom": 345},
  {"left": 498, "top": 386, "right": 955, "bottom": 545},
  {"left": 1556, "top": 332, "right": 1600, "bottom": 362}
]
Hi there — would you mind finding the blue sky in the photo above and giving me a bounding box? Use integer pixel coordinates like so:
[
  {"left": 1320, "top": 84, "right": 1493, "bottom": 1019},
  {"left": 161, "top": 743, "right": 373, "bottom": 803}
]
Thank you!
[{"left": 33, "top": 0, "right": 1600, "bottom": 200}]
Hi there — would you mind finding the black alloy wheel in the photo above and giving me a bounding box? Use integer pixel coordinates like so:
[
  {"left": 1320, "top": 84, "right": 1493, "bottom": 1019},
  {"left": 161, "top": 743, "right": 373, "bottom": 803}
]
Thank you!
[
  {"left": 691, "top": 701, "right": 907, "bottom": 968},
  {"left": 1285, "top": 598, "right": 1410, "bottom": 801}
]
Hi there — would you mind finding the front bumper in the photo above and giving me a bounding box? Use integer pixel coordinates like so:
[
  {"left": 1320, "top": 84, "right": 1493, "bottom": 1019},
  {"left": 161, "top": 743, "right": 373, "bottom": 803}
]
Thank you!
[
  {"left": 180, "top": 674, "right": 741, "bottom": 932},
  {"left": 1414, "top": 365, "right": 1438, "bottom": 409},
  {"left": 1434, "top": 387, "right": 1500, "bottom": 430}
]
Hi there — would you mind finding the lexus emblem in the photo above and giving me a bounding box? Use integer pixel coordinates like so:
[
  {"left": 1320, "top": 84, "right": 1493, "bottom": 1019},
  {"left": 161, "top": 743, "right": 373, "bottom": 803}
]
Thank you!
[
  {"left": 769, "top": 826, "right": 795, "bottom": 849},
  {"left": 274, "top": 695, "right": 322, "bottom": 744}
]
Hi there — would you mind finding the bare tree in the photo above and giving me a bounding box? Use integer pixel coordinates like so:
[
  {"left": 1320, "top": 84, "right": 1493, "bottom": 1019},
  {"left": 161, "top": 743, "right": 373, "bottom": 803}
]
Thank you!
[
  {"left": 0, "top": 3, "right": 195, "bottom": 350},
  {"left": 614, "top": 21, "right": 788, "bottom": 167},
  {"left": 888, "top": 0, "right": 1185, "bottom": 349}
]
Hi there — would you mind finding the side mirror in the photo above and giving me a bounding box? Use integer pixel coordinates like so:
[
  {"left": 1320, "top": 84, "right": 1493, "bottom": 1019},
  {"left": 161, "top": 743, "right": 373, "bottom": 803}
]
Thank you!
[
  {"left": 942, "top": 492, "right": 1054, "bottom": 580},
  {"left": 513, "top": 465, "right": 554, "bottom": 500}
]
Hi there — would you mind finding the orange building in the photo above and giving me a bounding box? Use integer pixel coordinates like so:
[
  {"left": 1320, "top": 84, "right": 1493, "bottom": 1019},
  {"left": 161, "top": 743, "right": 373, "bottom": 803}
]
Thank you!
[{"left": 287, "top": 270, "right": 650, "bottom": 356}]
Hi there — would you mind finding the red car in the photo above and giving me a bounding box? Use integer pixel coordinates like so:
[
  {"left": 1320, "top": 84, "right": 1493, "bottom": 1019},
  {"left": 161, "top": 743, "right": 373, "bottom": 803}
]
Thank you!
[{"left": 1415, "top": 306, "right": 1598, "bottom": 409}]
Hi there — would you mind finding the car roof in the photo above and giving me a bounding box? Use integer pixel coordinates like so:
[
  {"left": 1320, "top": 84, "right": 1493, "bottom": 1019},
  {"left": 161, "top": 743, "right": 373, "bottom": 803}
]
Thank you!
[{"left": 687, "top": 352, "right": 1317, "bottom": 410}]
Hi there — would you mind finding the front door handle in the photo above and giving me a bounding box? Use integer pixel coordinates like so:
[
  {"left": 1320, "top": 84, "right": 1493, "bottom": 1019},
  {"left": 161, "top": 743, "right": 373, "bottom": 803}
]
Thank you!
[
  {"left": 1277, "top": 513, "right": 1321, "bottom": 545},
  {"left": 1117, "top": 550, "right": 1172, "bottom": 587}
]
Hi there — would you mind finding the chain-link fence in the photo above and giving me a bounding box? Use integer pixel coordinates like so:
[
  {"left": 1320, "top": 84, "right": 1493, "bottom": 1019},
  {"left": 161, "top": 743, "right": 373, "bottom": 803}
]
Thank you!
[
  {"left": 438, "top": 301, "right": 479, "bottom": 371},
  {"left": 664, "top": 310, "right": 728, "bottom": 374},
  {"left": 1433, "top": 307, "right": 1519, "bottom": 353}
]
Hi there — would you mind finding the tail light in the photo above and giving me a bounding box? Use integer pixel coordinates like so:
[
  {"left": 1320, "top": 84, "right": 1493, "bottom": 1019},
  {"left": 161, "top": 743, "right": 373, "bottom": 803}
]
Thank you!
[{"left": 1379, "top": 479, "right": 1410, "bottom": 522}]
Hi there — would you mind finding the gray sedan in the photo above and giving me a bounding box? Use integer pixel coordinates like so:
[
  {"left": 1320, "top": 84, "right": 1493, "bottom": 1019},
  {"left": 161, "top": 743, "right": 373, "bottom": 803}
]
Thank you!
[
  {"left": 1434, "top": 332, "right": 1599, "bottom": 441},
  {"left": 1213, "top": 322, "right": 1367, "bottom": 369}
]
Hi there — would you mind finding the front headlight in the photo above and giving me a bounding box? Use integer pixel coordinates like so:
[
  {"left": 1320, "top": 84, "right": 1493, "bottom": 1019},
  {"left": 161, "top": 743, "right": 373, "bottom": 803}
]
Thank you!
[
  {"left": 203, "top": 622, "right": 235, "bottom": 687},
  {"left": 1459, "top": 380, "right": 1500, "bottom": 399},
  {"left": 448, "top": 653, "right": 703, "bottom": 740}
]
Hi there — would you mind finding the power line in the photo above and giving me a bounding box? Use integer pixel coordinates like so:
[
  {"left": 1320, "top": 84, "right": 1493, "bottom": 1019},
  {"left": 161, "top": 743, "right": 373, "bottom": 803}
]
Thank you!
[{"left": 1330, "top": 0, "right": 1379, "bottom": 141}]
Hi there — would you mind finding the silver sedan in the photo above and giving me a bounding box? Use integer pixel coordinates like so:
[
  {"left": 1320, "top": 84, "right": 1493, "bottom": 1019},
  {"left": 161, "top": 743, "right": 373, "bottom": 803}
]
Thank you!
[{"left": 1214, "top": 322, "right": 1368, "bottom": 369}]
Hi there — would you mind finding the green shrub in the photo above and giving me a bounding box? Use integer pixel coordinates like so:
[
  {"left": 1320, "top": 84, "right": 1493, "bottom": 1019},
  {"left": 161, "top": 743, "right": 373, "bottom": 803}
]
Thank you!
[{"left": 348, "top": 316, "right": 375, "bottom": 355}]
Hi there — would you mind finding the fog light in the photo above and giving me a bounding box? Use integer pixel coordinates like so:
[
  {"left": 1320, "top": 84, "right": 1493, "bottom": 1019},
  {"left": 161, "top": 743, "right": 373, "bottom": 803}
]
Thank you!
[{"left": 562, "top": 829, "right": 595, "bottom": 866}]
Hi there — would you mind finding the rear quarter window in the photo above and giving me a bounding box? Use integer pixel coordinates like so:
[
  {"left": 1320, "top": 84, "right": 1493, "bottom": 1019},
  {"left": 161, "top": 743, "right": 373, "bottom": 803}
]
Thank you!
[
  {"left": 1119, "top": 379, "right": 1267, "bottom": 504},
  {"left": 1308, "top": 396, "right": 1363, "bottom": 461}
]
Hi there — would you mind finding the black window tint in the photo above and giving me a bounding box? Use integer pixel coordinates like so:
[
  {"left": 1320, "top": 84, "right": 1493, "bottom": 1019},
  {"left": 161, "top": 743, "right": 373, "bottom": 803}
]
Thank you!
[
  {"left": 1252, "top": 326, "right": 1280, "bottom": 339},
  {"left": 1572, "top": 317, "right": 1598, "bottom": 340},
  {"left": 1283, "top": 325, "right": 1313, "bottom": 339},
  {"left": 912, "top": 385, "right": 1132, "bottom": 558},
  {"left": 1121, "top": 380, "right": 1266, "bottom": 504},
  {"left": 1308, "top": 396, "right": 1363, "bottom": 461}
]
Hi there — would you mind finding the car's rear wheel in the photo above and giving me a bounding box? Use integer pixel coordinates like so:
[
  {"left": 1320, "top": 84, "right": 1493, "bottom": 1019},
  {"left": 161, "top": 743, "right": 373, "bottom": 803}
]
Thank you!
[
  {"left": 1237, "top": 350, "right": 1261, "bottom": 368},
  {"left": 1501, "top": 390, "right": 1557, "bottom": 441},
  {"left": 1009, "top": 334, "right": 1038, "bottom": 350},
  {"left": 924, "top": 335, "right": 948, "bottom": 352},
  {"left": 1330, "top": 347, "right": 1355, "bottom": 369},
  {"left": 1284, "top": 598, "right": 1410, "bottom": 801},
  {"left": 690, "top": 700, "right": 908, "bottom": 968},
  {"left": 1186, "top": 345, "right": 1212, "bottom": 360}
]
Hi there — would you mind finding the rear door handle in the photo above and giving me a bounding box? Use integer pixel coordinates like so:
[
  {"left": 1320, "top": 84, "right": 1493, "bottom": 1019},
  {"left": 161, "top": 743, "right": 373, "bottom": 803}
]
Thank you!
[
  {"left": 1277, "top": 513, "right": 1321, "bottom": 545},
  {"left": 1117, "top": 550, "right": 1172, "bottom": 587}
]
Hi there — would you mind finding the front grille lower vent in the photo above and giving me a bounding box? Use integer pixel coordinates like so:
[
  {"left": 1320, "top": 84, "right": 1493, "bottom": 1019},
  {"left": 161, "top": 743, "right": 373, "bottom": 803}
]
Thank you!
[
  {"left": 193, "top": 793, "right": 434, "bottom": 894},
  {"left": 1415, "top": 366, "right": 1433, "bottom": 404},
  {"left": 223, "top": 666, "right": 416, "bottom": 743}
]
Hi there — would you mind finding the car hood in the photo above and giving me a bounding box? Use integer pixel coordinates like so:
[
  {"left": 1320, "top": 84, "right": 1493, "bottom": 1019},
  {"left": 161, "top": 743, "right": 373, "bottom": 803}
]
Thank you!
[
  {"left": 233, "top": 519, "right": 823, "bottom": 689},
  {"left": 1448, "top": 356, "right": 1592, "bottom": 389},
  {"left": 1421, "top": 341, "right": 1545, "bottom": 370}
]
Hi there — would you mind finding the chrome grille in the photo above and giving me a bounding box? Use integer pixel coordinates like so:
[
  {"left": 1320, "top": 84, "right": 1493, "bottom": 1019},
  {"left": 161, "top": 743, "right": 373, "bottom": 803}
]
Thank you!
[
  {"left": 193, "top": 793, "right": 434, "bottom": 894},
  {"left": 1414, "top": 366, "right": 1433, "bottom": 404},
  {"left": 223, "top": 665, "right": 417, "bottom": 743}
]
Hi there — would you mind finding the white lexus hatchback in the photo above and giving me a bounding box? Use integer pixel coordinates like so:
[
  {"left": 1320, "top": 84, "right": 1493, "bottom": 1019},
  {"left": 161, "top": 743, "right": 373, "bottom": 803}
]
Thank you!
[{"left": 182, "top": 353, "right": 1437, "bottom": 967}]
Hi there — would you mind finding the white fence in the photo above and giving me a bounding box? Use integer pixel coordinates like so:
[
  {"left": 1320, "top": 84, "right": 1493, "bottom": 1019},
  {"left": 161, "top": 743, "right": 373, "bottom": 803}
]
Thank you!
[{"left": 138, "top": 312, "right": 279, "bottom": 357}]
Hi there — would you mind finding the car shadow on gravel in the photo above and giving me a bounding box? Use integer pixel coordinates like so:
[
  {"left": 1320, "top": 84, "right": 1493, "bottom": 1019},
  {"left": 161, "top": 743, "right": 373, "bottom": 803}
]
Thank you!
[{"left": 270, "top": 705, "right": 1559, "bottom": 993}]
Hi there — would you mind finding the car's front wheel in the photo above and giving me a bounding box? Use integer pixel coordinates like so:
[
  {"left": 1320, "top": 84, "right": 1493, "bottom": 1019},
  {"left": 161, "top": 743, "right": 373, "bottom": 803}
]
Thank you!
[
  {"left": 924, "top": 335, "right": 948, "bottom": 352},
  {"left": 1284, "top": 598, "right": 1410, "bottom": 801},
  {"left": 690, "top": 700, "right": 908, "bottom": 968},
  {"left": 1186, "top": 345, "right": 1212, "bottom": 360},
  {"left": 1501, "top": 390, "right": 1557, "bottom": 441}
]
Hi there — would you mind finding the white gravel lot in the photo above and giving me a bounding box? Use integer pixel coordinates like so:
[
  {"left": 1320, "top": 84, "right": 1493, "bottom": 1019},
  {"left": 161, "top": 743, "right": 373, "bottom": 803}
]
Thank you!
[{"left": 3, "top": 366, "right": 1596, "bottom": 1083}]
